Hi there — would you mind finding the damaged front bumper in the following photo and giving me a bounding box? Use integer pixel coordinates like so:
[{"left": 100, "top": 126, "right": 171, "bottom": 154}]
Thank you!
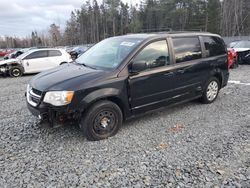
[
  {"left": 26, "top": 90, "right": 80, "bottom": 126},
  {"left": 0, "top": 66, "right": 8, "bottom": 74},
  {"left": 27, "top": 101, "right": 79, "bottom": 126}
]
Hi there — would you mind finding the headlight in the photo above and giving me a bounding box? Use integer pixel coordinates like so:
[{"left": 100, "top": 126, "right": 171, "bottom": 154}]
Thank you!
[{"left": 43, "top": 91, "right": 74, "bottom": 106}]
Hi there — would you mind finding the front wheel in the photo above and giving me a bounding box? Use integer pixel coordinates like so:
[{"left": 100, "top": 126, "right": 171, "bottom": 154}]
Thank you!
[
  {"left": 9, "top": 66, "right": 23, "bottom": 77},
  {"left": 79, "top": 100, "right": 123, "bottom": 141},
  {"left": 200, "top": 77, "right": 220, "bottom": 104}
]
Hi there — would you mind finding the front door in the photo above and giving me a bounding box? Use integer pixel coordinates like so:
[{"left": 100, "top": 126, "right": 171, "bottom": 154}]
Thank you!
[{"left": 22, "top": 50, "right": 49, "bottom": 73}]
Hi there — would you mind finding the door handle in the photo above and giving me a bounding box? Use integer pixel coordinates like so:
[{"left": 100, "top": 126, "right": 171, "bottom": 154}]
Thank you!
[
  {"left": 177, "top": 69, "right": 185, "bottom": 74},
  {"left": 164, "top": 72, "right": 174, "bottom": 76},
  {"left": 26, "top": 62, "right": 29, "bottom": 66}
]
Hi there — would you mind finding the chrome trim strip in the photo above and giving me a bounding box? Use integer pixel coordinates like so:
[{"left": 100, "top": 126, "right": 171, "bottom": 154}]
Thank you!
[
  {"left": 30, "top": 90, "right": 41, "bottom": 98},
  {"left": 27, "top": 91, "right": 38, "bottom": 107}
]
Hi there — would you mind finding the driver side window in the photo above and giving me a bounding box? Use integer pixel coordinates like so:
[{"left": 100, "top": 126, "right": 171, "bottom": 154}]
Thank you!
[{"left": 133, "top": 40, "right": 170, "bottom": 72}]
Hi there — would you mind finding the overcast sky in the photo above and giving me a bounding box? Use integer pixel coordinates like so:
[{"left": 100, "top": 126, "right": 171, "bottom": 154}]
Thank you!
[{"left": 0, "top": 0, "right": 141, "bottom": 37}]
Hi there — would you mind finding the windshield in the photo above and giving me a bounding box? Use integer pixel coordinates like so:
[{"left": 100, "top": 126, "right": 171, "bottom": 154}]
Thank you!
[
  {"left": 75, "top": 37, "right": 142, "bottom": 70},
  {"left": 17, "top": 50, "right": 31, "bottom": 60},
  {"left": 233, "top": 41, "right": 250, "bottom": 48},
  {"left": 228, "top": 41, "right": 238, "bottom": 48}
]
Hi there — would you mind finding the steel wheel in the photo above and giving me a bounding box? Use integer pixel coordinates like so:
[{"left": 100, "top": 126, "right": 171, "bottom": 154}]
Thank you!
[
  {"left": 9, "top": 66, "right": 23, "bottom": 77},
  {"left": 80, "top": 100, "right": 123, "bottom": 141},
  {"left": 93, "top": 110, "right": 116, "bottom": 136},
  {"left": 12, "top": 69, "right": 21, "bottom": 77}
]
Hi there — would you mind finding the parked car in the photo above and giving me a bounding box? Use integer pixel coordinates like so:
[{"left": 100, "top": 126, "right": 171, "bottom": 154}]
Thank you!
[
  {"left": 227, "top": 41, "right": 239, "bottom": 48},
  {"left": 0, "top": 48, "right": 71, "bottom": 77},
  {"left": 72, "top": 45, "right": 88, "bottom": 54},
  {"left": 227, "top": 48, "right": 237, "bottom": 68},
  {"left": 26, "top": 32, "right": 229, "bottom": 141},
  {"left": 231, "top": 40, "right": 250, "bottom": 64},
  {"left": 4, "top": 49, "right": 26, "bottom": 60},
  {"left": 69, "top": 44, "right": 94, "bottom": 60},
  {"left": 0, "top": 49, "right": 13, "bottom": 57}
]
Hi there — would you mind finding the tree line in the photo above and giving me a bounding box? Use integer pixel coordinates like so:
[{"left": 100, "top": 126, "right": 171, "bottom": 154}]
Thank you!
[{"left": 1, "top": 0, "right": 250, "bottom": 48}]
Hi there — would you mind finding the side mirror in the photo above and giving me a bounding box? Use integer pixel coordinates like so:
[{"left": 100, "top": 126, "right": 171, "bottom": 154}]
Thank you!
[{"left": 130, "top": 60, "right": 147, "bottom": 73}]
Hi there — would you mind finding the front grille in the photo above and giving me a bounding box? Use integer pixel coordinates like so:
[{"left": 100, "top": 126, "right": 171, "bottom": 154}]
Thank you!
[
  {"left": 30, "top": 96, "right": 40, "bottom": 104},
  {"left": 32, "top": 88, "right": 42, "bottom": 96},
  {"left": 27, "top": 87, "right": 42, "bottom": 107}
]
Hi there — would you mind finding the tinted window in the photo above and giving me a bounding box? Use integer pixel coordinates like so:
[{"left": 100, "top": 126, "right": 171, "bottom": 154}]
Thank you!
[
  {"left": 202, "top": 36, "right": 226, "bottom": 57},
  {"left": 48, "top": 50, "right": 62, "bottom": 57},
  {"left": 172, "top": 37, "right": 202, "bottom": 63},
  {"left": 133, "top": 40, "right": 170, "bottom": 71},
  {"left": 25, "top": 51, "right": 47, "bottom": 59}
]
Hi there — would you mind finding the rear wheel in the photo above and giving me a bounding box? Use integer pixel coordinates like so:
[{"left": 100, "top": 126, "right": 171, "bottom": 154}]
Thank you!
[
  {"left": 200, "top": 77, "right": 220, "bottom": 104},
  {"left": 79, "top": 100, "right": 123, "bottom": 141},
  {"left": 9, "top": 66, "right": 23, "bottom": 77}
]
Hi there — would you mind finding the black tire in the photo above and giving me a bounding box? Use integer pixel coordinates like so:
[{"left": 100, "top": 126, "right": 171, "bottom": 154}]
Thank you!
[
  {"left": 9, "top": 66, "right": 23, "bottom": 77},
  {"left": 79, "top": 100, "right": 123, "bottom": 141},
  {"left": 231, "top": 61, "right": 239, "bottom": 69},
  {"left": 200, "top": 77, "right": 220, "bottom": 104}
]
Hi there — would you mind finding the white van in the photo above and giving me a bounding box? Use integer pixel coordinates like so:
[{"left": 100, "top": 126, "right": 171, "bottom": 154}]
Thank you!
[{"left": 0, "top": 48, "right": 71, "bottom": 77}]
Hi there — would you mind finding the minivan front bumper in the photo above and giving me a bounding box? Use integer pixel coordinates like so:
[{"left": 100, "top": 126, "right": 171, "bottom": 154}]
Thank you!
[
  {"left": 27, "top": 101, "right": 79, "bottom": 126},
  {"left": 0, "top": 66, "right": 8, "bottom": 74},
  {"left": 26, "top": 86, "right": 79, "bottom": 126}
]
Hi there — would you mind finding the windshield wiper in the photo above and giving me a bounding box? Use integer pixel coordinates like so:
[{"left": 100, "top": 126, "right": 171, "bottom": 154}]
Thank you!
[
  {"left": 74, "top": 60, "right": 97, "bottom": 70},
  {"left": 80, "top": 63, "right": 97, "bottom": 70}
]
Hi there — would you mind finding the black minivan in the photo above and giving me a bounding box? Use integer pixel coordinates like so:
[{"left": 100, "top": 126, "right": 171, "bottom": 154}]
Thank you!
[{"left": 26, "top": 32, "right": 229, "bottom": 141}]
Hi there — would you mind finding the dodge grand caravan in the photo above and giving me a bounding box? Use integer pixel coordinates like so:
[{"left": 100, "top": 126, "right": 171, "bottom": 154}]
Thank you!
[{"left": 26, "top": 32, "right": 229, "bottom": 141}]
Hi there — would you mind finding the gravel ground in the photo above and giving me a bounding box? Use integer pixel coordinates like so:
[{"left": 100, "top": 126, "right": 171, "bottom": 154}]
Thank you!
[{"left": 0, "top": 66, "right": 249, "bottom": 187}]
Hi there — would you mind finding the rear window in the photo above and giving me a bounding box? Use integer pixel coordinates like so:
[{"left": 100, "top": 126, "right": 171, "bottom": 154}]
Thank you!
[
  {"left": 172, "top": 37, "right": 202, "bottom": 63},
  {"left": 48, "top": 50, "right": 62, "bottom": 57},
  {"left": 202, "top": 36, "right": 227, "bottom": 57}
]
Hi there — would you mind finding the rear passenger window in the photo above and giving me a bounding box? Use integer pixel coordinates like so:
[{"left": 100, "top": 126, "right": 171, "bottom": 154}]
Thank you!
[
  {"left": 172, "top": 37, "right": 202, "bottom": 63},
  {"left": 133, "top": 40, "right": 170, "bottom": 71},
  {"left": 48, "top": 50, "right": 62, "bottom": 57},
  {"left": 202, "top": 36, "right": 227, "bottom": 57}
]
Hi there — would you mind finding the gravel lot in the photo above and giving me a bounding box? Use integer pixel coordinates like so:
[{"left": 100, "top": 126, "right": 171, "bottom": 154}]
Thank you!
[{"left": 0, "top": 66, "right": 249, "bottom": 187}]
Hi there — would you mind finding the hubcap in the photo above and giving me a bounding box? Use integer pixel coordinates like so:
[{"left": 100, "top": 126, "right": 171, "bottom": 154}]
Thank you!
[
  {"left": 12, "top": 69, "right": 20, "bottom": 77},
  {"left": 93, "top": 110, "right": 116, "bottom": 136},
  {"left": 206, "top": 81, "right": 218, "bottom": 101}
]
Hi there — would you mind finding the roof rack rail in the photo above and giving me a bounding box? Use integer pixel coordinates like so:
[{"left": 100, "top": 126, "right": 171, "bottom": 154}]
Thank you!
[
  {"left": 140, "top": 28, "right": 205, "bottom": 34},
  {"left": 140, "top": 28, "right": 173, "bottom": 33}
]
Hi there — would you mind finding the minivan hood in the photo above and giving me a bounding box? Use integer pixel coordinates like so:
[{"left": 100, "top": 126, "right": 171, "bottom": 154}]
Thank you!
[{"left": 30, "top": 63, "right": 108, "bottom": 91}]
